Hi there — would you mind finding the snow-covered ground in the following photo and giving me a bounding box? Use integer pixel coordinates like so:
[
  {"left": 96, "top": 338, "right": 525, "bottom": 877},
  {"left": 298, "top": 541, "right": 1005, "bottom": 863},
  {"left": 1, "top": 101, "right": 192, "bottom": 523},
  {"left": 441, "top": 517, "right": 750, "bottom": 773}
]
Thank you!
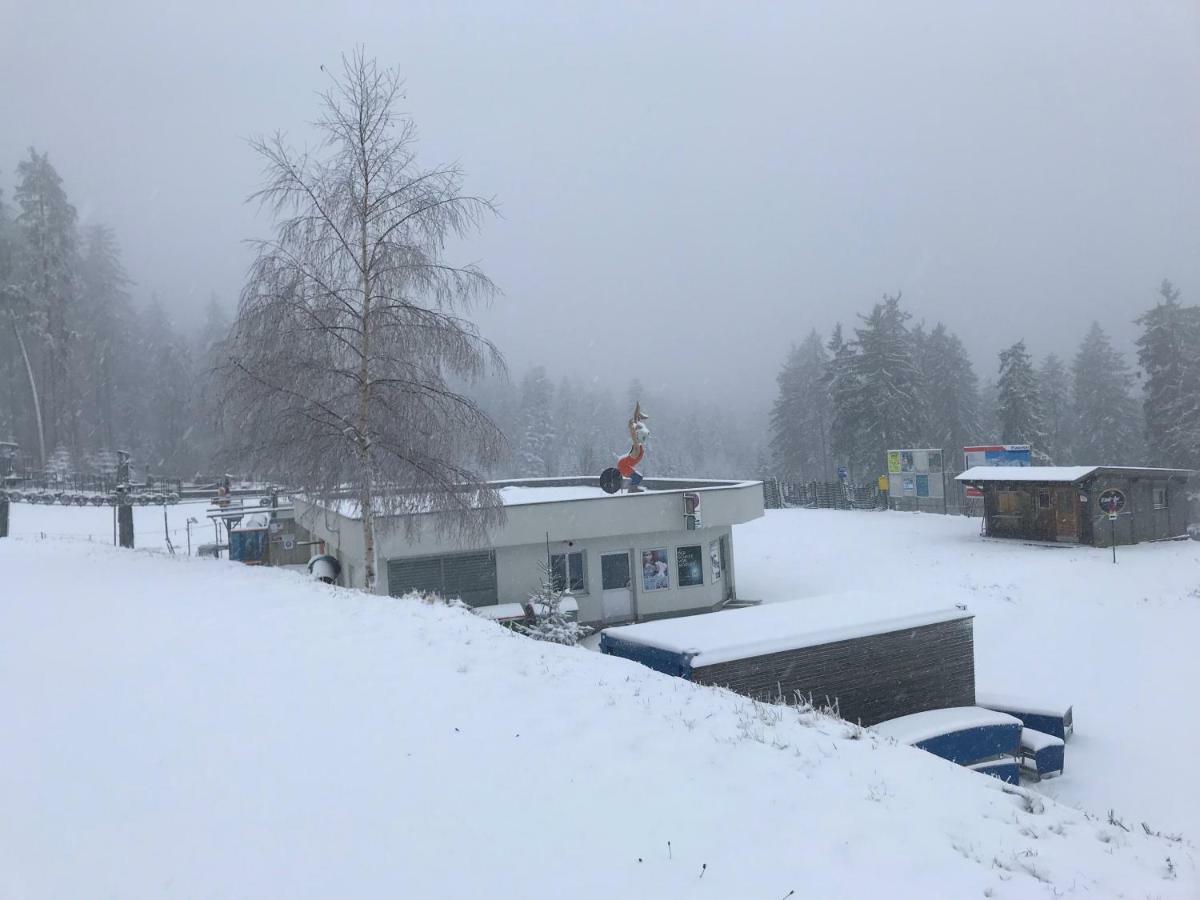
[
  {"left": 8, "top": 498, "right": 217, "bottom": 552},
  {"left": 736, "top": 508, "right": 1200, "bottom": 844},
  {"left": 2, "top": 519, "right": 1196, "bottom": 897}
]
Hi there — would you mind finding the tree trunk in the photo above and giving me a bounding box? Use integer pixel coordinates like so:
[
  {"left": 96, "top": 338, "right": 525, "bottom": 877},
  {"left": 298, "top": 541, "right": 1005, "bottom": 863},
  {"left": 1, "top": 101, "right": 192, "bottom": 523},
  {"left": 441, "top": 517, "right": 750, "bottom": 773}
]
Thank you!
[
  {"left": 357, "top": 147, "right": 376, "bottom": 593},
  {"left": 10, "top": 316, "right": 46, "bottom": 466}
]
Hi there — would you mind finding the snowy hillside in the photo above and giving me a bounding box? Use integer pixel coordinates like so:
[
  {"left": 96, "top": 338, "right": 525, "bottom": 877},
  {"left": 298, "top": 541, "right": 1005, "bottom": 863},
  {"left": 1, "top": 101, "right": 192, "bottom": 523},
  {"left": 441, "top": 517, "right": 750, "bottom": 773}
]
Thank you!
[
  {"left": 2, "top": 534, "right": 1194, "bottom": 898},
  {"left": 737, "top": 509, "right": 1200, "bottom": 844}
]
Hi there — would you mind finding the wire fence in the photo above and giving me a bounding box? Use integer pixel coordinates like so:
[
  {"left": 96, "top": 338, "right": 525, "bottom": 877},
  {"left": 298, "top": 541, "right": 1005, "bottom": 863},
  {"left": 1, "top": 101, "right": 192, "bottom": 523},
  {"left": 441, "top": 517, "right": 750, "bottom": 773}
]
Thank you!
[{"left": 763, "top": 476, "right": 983, "bottom": 517}]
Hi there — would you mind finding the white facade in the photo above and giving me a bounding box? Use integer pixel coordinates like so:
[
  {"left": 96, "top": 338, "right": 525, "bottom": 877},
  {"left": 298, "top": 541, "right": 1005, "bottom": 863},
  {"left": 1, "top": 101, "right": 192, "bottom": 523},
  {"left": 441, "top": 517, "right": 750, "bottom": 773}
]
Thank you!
[{"left": 295, "top": 478, "right": 764, "bottom": 626}]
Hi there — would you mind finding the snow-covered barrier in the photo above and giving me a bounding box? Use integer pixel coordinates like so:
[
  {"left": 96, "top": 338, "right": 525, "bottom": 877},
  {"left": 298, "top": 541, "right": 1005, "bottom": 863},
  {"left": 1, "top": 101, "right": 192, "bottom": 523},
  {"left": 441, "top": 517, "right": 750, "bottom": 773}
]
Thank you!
[
  {"left": 874, "top": 707, "right": 1022, "bottom": 762},
  {"left": 1020, "top": 727, "right": 1066, "bottom": 780},
  {"left": 976, "top": 693, "right": 1074, "bottom": 741},
  {"left": 967, "top": 756, "right": 1021, "bottom": 785},
  {"left": 600, "top": 592, "right": 975, "bottom": 725}
]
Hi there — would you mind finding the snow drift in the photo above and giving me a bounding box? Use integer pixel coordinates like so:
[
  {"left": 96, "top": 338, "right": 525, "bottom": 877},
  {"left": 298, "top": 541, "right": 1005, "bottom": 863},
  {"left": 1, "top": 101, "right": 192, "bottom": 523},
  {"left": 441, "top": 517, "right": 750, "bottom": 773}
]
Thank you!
[{"left": 0, "top": 538, "right": 1193, "bottom": 898}]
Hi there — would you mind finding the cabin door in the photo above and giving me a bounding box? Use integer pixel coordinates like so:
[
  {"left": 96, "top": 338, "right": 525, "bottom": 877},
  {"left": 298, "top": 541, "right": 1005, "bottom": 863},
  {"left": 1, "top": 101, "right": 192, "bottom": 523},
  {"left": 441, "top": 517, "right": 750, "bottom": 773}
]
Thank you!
[
  {"left": 1052, "top": 489, "right": 1078, "bottom": 542},
  {"left": 600, "top": 551, "right": 634, "bottom": 624}
]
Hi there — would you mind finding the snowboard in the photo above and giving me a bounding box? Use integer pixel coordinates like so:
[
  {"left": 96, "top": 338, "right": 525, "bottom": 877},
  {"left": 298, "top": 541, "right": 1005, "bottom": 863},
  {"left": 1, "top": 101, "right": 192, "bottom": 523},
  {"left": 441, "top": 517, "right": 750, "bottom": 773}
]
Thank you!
[{"left": 599, "top": 467, "right": 623, "bottom": 494}]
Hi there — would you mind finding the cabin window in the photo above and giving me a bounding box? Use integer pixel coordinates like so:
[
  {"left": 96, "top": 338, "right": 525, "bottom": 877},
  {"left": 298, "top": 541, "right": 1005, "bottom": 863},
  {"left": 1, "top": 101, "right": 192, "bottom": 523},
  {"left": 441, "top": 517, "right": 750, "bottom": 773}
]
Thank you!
[
  {"left": 550, "top": 551, "right": 588, "bottom": 594},
  {"left": 997, "top": 491, "right": 1021, "bottom": 515},
  {"left": 1153, "top": 487, "right": 1168, "bottom": 510},
  {"left": 1037, "top": 489, "right": 1051, "bottom": 510},
  {"left": 676, "top": 545, "right": 704, "bottom": 587}
]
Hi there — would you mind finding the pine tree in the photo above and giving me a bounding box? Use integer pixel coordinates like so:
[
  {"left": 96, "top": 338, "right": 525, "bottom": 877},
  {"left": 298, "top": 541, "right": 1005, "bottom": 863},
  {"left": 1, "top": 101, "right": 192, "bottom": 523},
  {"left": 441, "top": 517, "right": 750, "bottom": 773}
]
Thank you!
[
  {"left": 918, "top": 323, "right": 982, "bottom": 461},
  {"left": 14, "top": 149, "right": 79, "bottom": 459},
  {"left": 1036, "top": 354, "right": 1072, "bottom": 464},
  {"left": 517, "top": 366, "right": 556, "bottom": 476},
  {"left": 996, "top": 340, "right": 1047, "bottom": 453},
  {"left": 1071, "top": 323, "right": 1142, "bottom": 464},
  {"left": 769, "top": 330, "right": 831, "bottom": 480},
  {"left": 0, "top": 189, "right": 21, "bottom": 444},
  {"left": 76, "top": 224, "right": 133, "bottom": 452},
  {"left": 139, "top": 299, "right": 196, "bottom": 474},
  {"left": 1135, "top": 280, "right": 1200, "bottom": 468},
  {"left": 825, "top": 323, "right": 867, "bottom": 478},
  {"left": 851, "top": 293, "right": 923, "bottom": 474}
]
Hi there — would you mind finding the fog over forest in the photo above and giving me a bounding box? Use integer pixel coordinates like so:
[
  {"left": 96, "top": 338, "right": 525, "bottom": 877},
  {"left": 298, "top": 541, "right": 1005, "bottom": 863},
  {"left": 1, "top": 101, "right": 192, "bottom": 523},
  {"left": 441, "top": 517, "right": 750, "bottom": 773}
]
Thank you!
[{"left": 2, "top": 2, "right": 1199, "bottom": 480}]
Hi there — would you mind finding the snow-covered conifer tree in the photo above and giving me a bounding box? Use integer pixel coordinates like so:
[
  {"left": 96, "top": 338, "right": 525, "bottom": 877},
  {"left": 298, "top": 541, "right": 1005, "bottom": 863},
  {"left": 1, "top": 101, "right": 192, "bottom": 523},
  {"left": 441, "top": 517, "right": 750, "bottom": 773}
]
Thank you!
[
  {"left": 516, "top": 366, "right": 556, "bottom": 476},
  {"left": 996, "top": 340, "right": 1047, "bottom": 453},
  {"left": 1036, "top": 353, "right": 1072, "bottom": 465},
  {"left": 769, "top": 330, "right": 831, "bottom": 480},
  {"left": 1071, "top": 323, "right": 1142, "bottom": 464},
  {"left": 917, "top": 323, "right": 982, "bottom": 461},
  {"left": 850, "top": 293, "right": 923, "bottom": 475},
  {"left": 14, "top": 149, "right": 79, "bottom": 461},
  {"left": 1136, "top": 280, "right": 1200, "bottom": 468}
]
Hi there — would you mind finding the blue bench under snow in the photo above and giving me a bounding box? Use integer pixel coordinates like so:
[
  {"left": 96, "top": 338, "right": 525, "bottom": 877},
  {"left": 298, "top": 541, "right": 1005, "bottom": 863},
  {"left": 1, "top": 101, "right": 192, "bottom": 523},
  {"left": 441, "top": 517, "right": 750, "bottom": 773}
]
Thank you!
[
  {"left": 976, "top": 693, "right": 1073, "bottom": 742},
  {"left": 968, "top": 756, "right": 1021, "bottom": 785},
  {"left": 872, "top": 707, "right": 1023, "bottom": 772},
  {"left": 1020, "top": 727, "right": 1065, "bottom": 780}
]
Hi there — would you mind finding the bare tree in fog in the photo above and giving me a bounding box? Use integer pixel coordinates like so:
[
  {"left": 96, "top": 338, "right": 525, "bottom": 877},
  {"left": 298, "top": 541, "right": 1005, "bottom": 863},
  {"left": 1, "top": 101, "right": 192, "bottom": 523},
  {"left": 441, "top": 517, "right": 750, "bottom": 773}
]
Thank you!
[{"left": 221, "top": 50, "right": 506, "bottom": 590}]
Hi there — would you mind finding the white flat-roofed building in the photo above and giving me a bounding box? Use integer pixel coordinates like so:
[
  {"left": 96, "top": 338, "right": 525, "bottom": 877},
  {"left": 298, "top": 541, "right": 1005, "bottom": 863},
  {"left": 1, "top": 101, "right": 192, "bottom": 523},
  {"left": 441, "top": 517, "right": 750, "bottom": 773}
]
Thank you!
[{"left": 295, "top": 477, "right": 764, "bottom": 626}]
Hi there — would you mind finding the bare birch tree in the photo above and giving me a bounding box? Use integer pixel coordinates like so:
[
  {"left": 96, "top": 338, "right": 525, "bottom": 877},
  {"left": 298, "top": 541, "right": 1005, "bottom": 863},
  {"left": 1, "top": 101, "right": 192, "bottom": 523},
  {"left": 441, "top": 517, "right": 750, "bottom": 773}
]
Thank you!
[{"left": 221, "top": 50, "right": 507, "bottom": 590}]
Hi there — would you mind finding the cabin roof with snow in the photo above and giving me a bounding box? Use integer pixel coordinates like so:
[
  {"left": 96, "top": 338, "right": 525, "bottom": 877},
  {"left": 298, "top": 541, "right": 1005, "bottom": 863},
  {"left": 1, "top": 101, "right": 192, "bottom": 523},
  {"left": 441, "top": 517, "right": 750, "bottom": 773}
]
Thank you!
[{"left": 956, "top": 465, "right": 1194, "bottom": 485}]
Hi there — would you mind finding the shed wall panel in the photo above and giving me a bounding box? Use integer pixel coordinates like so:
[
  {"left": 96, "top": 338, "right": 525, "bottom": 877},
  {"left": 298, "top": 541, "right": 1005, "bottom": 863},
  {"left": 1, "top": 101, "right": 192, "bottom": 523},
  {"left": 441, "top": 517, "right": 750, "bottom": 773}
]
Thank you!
[{"left": 689, "top": 617, "right": 975, "bottom": 726}]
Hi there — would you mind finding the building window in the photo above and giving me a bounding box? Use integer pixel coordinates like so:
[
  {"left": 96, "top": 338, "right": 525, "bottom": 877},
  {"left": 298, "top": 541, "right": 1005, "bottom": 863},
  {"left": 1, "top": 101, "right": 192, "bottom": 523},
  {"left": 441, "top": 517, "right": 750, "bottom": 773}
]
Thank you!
[
  {"left": 677, "top": 545, "right": 704, "bottom": 587},
  {"left": 1154, "top": 486, "right": 1168, "bottom": 510},
  {"left": 997, "top": 491, "right": 1021, "bottom": 515},
  {"left": 550, "top": 551, "right": 588, "bottom": 594},
  {"left": 1038, "top": 489, "right": 1050, "bottom": 510},
  {"left": 641, "top": 548, "right": 670, "bottom": 591}
]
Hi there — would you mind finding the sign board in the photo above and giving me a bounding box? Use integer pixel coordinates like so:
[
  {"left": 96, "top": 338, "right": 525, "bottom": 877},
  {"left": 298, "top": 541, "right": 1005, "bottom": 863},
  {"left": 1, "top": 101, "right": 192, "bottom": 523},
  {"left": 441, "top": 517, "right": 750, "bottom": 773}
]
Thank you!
[
  {"left": 962, "top": 444, "right": 1032, "bottom": 497},
  {"left": 282, "top": 534, "right": 296, "bottom": 551},
  {"left": 837, "top": 465, "right": 849, "bottom": 484},
  {"left": 1098, "top": 489, "right": 1126, "bottom": 516},
  {"left": 886, "top": 449, "right": 944, "bottom": 499}
]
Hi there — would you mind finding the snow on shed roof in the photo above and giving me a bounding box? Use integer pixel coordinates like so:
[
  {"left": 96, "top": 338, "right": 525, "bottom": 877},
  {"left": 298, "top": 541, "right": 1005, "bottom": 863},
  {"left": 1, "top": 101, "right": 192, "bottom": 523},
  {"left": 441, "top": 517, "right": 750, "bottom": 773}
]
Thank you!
[
  {"left": 955, "top": 466, "right": 1097, "bottom": 484},
  {"left": 957, "top": 465, "right": 1195, "bottom": 484},
  {"left": 602, "top": 592, "right": 971, "bottom": 668}
]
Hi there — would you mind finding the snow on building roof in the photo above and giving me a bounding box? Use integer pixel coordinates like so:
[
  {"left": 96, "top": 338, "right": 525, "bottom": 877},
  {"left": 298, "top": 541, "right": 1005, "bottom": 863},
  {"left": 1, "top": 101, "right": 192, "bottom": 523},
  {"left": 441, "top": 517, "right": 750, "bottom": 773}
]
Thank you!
[
  {"left": 602, "top": 592, "right": 971, "bottom": 668},
  {"left": 955, "top": 466, "right": 1097, "bottom": 484},
  {"left": 314, "top": 477, "right": 758, "bottom": 519},
  {"left": 230, "top": 512, "right": 271, "bottom": 532},
  {"left": 871, "top": 707, "right": 1022, "bottom": 746},
  {"left": 957, "top": 465, "right": 1194, "bottom": 484},
  {"left": 498, "top": 485, "right": 613, "bottom": 505}
]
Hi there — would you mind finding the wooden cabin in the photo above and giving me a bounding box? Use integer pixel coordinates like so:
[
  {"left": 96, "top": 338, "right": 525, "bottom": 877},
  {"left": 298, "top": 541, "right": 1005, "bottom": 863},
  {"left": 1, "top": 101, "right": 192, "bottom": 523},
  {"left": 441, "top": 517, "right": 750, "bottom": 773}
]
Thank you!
[{"left": 956, "top": 466, "right": 1195, "bottom": 547}]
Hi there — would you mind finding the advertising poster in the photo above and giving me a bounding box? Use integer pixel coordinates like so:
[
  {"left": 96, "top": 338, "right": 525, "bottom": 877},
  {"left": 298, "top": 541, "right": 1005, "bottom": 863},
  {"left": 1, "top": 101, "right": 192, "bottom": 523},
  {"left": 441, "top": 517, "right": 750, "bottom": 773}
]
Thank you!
[
  {"left": 709, "top": 541, "right": 722, "bottom": 581},
  {"left": 641, "top": 549, "right": 670, "bottom": 591},
  {"left": 887, "top": 451, "right": 901, "bottom": 474}
]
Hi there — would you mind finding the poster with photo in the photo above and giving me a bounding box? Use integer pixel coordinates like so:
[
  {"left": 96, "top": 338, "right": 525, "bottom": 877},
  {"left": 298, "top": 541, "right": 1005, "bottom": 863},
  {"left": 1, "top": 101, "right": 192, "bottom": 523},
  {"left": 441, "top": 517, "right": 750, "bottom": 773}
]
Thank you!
[
  {"left": 710, "top": 540, "right": 722, "bottom": 580},
  {"left": 641, "top": 549, "right": 670, "bottom": 591}
]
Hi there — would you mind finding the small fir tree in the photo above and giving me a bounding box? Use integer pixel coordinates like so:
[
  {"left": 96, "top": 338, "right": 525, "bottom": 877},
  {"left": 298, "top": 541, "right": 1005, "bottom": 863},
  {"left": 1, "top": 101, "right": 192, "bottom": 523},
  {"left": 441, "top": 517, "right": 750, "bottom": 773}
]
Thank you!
[{"left": 512, "top": 561, "right": 592, "bottom": 646}]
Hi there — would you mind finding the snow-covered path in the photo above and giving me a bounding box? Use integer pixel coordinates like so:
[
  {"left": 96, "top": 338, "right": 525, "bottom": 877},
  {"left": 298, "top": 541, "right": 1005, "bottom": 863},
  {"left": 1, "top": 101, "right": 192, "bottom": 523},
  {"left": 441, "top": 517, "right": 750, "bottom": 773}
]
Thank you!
[
  {"left": 1, "top": 536, "right": 1194, "bottom": 898},
  {"left": 736, "top": 508, "right": 1200, "bottom": 841}
]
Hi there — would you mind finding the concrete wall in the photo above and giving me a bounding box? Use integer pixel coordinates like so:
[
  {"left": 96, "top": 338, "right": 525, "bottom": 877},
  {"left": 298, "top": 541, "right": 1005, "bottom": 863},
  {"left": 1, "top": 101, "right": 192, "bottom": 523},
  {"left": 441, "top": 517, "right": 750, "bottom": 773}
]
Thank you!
[{"left": 495, "top": 524, "right": 735, "bottom": 625}]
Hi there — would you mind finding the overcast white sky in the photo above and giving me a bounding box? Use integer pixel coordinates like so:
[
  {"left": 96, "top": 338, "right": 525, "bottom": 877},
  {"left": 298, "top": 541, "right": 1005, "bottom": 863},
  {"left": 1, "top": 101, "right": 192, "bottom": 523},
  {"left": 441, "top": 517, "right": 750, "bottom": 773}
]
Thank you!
[{"left": 4, "top": 1, "right": 1198, "bottom": 405}]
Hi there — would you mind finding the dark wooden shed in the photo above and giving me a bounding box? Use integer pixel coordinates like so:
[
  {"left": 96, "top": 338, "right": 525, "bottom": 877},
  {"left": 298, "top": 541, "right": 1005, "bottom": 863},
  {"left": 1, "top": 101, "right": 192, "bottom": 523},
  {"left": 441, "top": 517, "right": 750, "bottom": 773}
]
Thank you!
[
  {"left": 956, "top": 466, "right": 1195, "bottom": 547},
  {"left": 600, "top": 593, "right": 976, "bottom": 726}
]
